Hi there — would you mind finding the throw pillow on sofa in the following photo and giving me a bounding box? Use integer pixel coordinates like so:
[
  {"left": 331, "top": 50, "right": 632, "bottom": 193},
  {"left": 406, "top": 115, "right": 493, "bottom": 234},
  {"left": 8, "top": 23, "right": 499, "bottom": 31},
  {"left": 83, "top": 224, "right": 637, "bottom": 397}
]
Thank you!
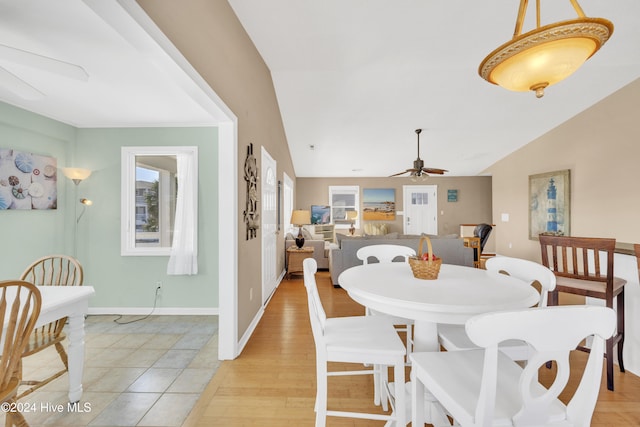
[
  {"left": 363, "top": 223, "right": 389, "bottom": 236},
  {"left": 301, "top": 228, "right": 314, "bottom": 240}
]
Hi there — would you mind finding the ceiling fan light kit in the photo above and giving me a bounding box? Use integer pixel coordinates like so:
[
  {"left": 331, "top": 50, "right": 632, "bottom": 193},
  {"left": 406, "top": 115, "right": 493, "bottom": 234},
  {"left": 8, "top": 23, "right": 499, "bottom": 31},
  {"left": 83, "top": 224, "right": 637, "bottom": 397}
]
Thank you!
[
  {"left": 479, "top": 0, "right": 613, "bottom": 98},
  {"left": 390, "top": 129, "right": 447, "bottom": 178}
]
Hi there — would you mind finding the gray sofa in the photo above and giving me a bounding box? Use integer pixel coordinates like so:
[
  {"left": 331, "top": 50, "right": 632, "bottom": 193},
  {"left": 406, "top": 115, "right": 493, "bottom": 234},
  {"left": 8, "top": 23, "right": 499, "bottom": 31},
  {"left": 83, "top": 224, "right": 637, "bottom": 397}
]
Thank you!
[{"left": 329, "top": 234, "right": 474, "bottom": 286}]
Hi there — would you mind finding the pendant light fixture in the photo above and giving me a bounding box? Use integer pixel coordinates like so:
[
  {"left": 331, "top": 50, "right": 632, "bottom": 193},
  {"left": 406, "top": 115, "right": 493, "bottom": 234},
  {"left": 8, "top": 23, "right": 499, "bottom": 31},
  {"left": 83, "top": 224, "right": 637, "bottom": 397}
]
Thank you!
[{"left": 479, "top": 0, "right": 613, "bottom": 98}]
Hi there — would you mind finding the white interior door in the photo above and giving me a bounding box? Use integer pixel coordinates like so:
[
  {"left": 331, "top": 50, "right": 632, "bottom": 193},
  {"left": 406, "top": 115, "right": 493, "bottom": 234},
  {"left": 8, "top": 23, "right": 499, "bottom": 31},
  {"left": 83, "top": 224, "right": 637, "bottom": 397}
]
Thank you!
[
  {"left": 403, "top": 185, "right": 438, "bottom": 235},
  {"left": 261, "top": 147, "right": 277, "bottom": 305}
]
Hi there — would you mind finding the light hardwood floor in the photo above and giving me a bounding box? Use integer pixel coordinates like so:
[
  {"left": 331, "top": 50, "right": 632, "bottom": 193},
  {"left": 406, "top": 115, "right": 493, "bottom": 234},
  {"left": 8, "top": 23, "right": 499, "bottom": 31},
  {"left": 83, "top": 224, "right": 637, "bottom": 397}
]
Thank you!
[{"left": 184, "top": 270, "right": 640, "bottom": 426}]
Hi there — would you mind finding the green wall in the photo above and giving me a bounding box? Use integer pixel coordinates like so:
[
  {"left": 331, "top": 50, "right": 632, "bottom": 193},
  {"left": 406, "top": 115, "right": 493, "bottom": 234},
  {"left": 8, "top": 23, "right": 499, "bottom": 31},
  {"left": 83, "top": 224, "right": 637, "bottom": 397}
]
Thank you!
[
  {"left": 0, "top": 103, "right": 219, "bottom": 312},
  {"left": 0, "top": 103, "right": 75, "bottom": 274}
]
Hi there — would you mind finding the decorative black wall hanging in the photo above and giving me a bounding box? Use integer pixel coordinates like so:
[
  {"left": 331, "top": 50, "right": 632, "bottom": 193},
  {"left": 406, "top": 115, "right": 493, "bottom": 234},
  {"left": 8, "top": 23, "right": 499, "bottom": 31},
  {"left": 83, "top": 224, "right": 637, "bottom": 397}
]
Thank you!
[{"left": 243, "top": 143, "right": 259, "bottom": 240}]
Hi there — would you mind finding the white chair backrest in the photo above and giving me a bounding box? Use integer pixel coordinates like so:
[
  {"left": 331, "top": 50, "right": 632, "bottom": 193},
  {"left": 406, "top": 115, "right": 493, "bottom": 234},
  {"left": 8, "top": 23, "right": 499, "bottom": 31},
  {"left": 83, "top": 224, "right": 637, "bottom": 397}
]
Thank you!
[
  {"left": 303, "top": 258, "right": 326, "bottom": 333},
  {"left": 356, "top": 244, "right": 416, "bottom": 265},
  {"left": 485, "top": 256, "right": 556, "bottom": 307},
  {"left": 466, "top": 305, "right": 615, "bottom": 427}
]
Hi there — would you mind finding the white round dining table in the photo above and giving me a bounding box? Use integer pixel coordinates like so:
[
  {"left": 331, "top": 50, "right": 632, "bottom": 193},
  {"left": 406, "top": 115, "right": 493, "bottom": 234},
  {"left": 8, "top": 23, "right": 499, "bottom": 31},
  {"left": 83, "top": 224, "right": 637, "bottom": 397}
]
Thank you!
[{"left": 338, "top": 263, "right": 540, "bottom": 352}]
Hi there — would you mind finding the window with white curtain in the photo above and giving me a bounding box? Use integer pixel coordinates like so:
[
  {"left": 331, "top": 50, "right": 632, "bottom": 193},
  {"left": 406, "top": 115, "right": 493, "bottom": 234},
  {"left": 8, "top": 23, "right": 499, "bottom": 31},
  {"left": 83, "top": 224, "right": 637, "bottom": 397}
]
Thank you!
[
  {"left": 121, "top": 146, "right": 198, "bottom": 269},
  {"left": 329, "top": 185, "right": 359, "bottom": 229}
]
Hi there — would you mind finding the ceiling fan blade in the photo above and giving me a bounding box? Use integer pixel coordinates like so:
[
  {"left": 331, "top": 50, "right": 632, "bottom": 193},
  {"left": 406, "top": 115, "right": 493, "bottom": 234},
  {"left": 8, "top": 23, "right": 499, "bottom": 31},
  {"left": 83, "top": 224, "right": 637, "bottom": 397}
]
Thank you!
[
  {"left": 389, "top": 168, "right": 417, "bottom": 177},
  {"left": 0, "top": 66, "right": 44, "bottom": 100},
  {"left": 0, "top": 43, "right": 89, "bottom": 81},
  {"left": 422, "top": 167, "right": 448, "bottom": 175}
]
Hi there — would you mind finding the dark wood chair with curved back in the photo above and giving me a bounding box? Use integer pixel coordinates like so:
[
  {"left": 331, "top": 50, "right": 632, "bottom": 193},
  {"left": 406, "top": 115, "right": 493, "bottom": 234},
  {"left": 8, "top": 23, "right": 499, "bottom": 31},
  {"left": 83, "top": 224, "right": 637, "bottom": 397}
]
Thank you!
[
  {"left": 539, "top": 235, "right": 625, "bottom": 391},
  {"left": 18, "top": 254, "right": 83, "bottom": 399},
  {"left": 473, "top": 223, "right": 493, "bottom": 254},
  {"left": 472, "top": 223, "right": 493, "bottom": 267}
]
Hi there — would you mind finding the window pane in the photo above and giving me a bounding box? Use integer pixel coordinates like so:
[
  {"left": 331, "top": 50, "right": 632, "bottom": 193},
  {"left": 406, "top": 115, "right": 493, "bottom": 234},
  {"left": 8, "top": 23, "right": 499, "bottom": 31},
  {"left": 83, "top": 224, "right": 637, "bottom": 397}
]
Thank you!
[
  {"left": 134, "top": 156, "right": 177, "bottom": 248},
  {"left": 122, "top": 147, "right": 197, "bottom": 257},
  {"left": 331, "top": 193, "right": 355, "bottom": 206},
  {"left": 329, "top": 186, "right": 359, "bottom": 228}
]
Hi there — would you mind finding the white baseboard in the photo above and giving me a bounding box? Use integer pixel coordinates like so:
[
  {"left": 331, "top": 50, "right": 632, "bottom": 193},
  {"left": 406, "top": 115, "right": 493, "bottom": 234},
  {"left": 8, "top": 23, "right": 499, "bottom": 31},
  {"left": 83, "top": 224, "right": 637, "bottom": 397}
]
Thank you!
[
  {"left": 237, "top": 305, "right": 264, "bottom": 355},
  {"left": 88, "top": 307, "right": 219, "bottom": 316},
  {"left": 235, "top": 269, "right": 286, "bottom": 357}
]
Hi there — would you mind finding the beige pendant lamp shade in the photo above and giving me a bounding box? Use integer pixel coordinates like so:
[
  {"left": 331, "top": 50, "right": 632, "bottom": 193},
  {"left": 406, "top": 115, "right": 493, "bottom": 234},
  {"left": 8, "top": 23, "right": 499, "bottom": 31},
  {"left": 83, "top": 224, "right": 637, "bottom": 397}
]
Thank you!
[{"left": 479, "top": 0, "right": 613, "bottom": 98}]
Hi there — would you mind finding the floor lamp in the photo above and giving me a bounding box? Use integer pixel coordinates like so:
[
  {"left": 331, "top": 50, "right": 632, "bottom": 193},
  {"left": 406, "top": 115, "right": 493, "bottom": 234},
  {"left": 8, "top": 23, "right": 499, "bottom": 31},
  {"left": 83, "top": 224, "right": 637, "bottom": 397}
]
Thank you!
[{"left": 63, "top": 168, "right": 92, "bottom": 257}]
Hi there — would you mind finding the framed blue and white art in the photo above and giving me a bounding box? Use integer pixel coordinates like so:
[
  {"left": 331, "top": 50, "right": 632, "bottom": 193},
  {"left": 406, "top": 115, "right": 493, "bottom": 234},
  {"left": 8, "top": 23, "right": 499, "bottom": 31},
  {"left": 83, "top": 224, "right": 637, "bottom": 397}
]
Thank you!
[
  {"left": 529, "top": 169, "right": 570, "bottom": 240},
  {"left": 0, "top": 148, "right": 58, "bottom": 210}
]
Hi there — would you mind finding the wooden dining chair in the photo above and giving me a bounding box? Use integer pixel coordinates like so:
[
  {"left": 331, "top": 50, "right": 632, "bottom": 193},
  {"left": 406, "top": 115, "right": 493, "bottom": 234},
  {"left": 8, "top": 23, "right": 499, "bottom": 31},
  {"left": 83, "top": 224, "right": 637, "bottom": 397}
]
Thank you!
[
  {"left": 539, "top": 235, "right": 625, "bottom": 391},
  {"left": 412, "top": 305, "right": 616, "bottom": 427},
  {"left": 18, "top": 254, "right": 83, "bottom": 399},
  {"left": 438, "top": 256, "right": 556, "bottom": 361},
  {"left": 356, "top": 244, "right": 416, "bottom": 358},
  {"left": 303, "top": 258, "right": 406, "bottom": 426},
  {"left": 0, "top": 280, "right": 42, "bottom": 427}
]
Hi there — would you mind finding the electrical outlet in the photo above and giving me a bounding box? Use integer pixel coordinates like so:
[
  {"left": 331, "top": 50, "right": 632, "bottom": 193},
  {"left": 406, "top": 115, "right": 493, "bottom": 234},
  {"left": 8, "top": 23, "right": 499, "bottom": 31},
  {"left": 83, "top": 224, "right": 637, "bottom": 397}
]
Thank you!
[
  {"left": 156, "top": 281, "right": 162, "bottom": 295},
  {"left": 249, "top": 288, "right": 253, "bottom": 301}
]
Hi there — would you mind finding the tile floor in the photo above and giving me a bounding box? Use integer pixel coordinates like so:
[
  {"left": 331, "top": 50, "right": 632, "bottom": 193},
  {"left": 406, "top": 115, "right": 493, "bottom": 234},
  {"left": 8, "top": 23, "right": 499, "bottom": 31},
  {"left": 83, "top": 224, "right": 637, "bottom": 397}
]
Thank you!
[{"left": 8, "top": 315, "right": 220, "bottom": 427}]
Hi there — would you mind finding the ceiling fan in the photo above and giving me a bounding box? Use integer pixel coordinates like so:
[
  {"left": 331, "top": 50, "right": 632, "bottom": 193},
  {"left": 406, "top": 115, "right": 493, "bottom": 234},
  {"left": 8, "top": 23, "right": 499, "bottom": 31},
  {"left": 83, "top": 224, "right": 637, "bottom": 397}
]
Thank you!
[
  {"left": 390, "top": 129, "right": 447, "bottom": 177},
  {"left": 0, "top": 43, "right": 88, "bottom": 100}
]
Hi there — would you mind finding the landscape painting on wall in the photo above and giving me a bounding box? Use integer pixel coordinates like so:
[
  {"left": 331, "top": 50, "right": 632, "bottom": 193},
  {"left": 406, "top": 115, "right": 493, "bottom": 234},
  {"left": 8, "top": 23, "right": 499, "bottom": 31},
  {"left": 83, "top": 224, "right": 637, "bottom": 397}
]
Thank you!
[
  {"left": 529, "top": 169, "right": 570, "bottom": 240},
  {"left": 0, "top": 148, "right": 57, "bottom": 210},
  {"left": 363, "top": 188, "right": 395, "bottom": 221},
  {"left": 311, "top": 204, "right": 331, "bottom": 224}
]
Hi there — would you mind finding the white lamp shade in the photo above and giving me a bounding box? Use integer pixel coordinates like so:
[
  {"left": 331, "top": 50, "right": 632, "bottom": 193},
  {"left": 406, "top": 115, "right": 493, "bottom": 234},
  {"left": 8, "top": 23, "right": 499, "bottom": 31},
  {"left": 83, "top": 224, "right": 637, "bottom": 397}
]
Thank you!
[
  {"left": 290, "top": 209, "right": 311, "bottom": 226},
  {"left": 63, "top": 168, "right": 92, "bottom": 181}
]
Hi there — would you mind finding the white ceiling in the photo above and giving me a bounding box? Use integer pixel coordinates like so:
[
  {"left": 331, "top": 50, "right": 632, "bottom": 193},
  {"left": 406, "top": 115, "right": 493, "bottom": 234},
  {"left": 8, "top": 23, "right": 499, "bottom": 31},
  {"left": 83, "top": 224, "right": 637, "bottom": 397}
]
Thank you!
[
  {"left": 1, "top": 1, "right": 639, "bottom": 178},
  {"left": 0, "top": 0, "right": 225, "bottom": 128},
  {"left": 228, "top": 0, "right": 640, "bottom": 177}
]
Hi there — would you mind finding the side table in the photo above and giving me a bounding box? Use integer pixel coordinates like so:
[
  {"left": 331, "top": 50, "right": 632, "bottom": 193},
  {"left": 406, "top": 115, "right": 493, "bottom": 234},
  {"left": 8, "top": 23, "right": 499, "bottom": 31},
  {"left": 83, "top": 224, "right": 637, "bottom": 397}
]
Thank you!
[{"left": 287, "top": 246, "right": 314, "bottom": 279}]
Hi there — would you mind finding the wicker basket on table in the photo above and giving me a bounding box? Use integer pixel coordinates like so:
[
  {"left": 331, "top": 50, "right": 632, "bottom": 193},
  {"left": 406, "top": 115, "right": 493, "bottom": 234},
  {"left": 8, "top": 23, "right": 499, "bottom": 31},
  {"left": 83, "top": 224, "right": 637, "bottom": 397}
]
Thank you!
[{"left": 408, "top": 235, "right": 442, "bottom": 280}]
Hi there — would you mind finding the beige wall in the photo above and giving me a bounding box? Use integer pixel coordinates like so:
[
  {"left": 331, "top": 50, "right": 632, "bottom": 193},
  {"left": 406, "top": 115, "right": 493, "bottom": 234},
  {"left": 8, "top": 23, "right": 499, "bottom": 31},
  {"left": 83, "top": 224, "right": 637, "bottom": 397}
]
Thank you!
[
  {"left": 487, "top": 77, "right": 640, "bottom": 375},
  {"left": 486, "top": 77, "right": 640, "bottom": 261},
  {"left": 138, "top": 0, "right": 296, "bottom": 340},
  {"left": 296, "top": 176, "right": 493, "bottom": 245}
]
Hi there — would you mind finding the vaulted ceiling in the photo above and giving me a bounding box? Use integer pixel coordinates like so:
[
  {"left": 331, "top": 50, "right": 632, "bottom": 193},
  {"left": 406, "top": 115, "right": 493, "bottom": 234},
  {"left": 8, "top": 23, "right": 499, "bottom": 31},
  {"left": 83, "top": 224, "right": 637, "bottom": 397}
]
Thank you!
[
  {"left": 1, "top": 1, "right": 639, "bottom": 177},
  {"left": 228, "top": 0, "right": 640, "bottom": 177}
]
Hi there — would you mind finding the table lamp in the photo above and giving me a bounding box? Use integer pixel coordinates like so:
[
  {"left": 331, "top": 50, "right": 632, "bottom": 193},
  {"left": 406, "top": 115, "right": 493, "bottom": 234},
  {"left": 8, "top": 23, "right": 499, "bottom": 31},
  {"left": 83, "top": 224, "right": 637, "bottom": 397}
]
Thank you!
[
  {"left": 346, "top": 210, "right": 358, "bottom": 235},
  {"left": 290, "top": 209, "right": 311, "bottom": 249}
]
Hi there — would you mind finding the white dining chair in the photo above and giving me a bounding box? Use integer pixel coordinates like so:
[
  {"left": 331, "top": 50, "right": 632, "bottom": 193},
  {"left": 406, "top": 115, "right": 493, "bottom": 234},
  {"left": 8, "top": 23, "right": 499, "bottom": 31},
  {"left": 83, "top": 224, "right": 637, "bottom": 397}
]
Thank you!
[
  {"left": 438, "top": 256, "right": 556, "bottom": 361},
  {"left": 412, "top": 305, "right": 616, "bottom": 427},
  {"left": 356, "top": 244, "right": 416, "bottom": 358},
  {"left": 303, "top": 258, "right": 406, "bottom": 427}
]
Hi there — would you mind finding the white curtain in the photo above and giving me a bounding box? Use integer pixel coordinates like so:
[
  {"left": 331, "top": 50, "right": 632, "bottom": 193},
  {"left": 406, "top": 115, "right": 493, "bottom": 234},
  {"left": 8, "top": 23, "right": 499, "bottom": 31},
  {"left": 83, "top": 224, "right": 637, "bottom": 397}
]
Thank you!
[{"left": 167, "top": 152, "right": 198, "bottom": 275}]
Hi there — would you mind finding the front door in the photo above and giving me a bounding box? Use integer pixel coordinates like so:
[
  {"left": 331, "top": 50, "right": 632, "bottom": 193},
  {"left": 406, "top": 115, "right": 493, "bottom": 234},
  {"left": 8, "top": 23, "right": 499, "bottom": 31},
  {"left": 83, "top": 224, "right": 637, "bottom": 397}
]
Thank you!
[
  {"left": 403, "top": 185, "right": 438, "bottom": 235},
  {"left": 261, "top": 147, "right": 277, "bottom": 305}
]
